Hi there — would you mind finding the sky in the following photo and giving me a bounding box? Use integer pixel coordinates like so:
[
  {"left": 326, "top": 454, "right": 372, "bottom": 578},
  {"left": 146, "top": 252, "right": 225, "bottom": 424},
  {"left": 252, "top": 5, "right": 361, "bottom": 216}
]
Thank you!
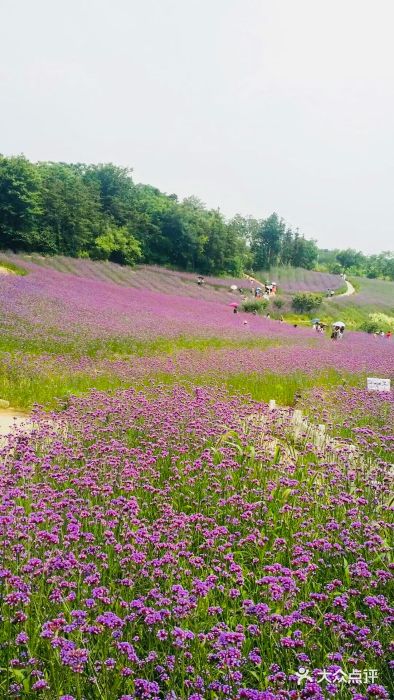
[{"left": 1, "top": 0, "right": 394, "bottom": 254}]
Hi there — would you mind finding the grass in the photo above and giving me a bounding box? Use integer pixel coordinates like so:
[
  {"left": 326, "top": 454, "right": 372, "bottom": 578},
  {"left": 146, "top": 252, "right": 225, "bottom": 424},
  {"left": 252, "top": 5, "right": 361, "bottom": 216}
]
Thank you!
[
  {"left": 0, "top": 354, "right": 362, "bottom": 410},
  {"left": 155, "top": 368, "right": 361, "bottom": 405},
  {"left": 0, "top": 331, "right": 279, "bottom": 359},
  {"left": 0, "top": 369, "right": 128, "bottom": 410},
  {"left": 0, "top": 258, "right": 27, "bottom": 275}
]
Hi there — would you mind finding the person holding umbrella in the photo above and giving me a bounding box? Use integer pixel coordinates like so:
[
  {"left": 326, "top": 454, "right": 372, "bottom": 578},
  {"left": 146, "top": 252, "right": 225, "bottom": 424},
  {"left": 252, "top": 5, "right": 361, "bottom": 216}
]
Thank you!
[
  {"left": 312, "top": 318, "right": 320, "bottom": 331},
  {"left": 230, "top": 302, "right": 239, "bottom": 314},
  {"left": 332, "top": 321, "right": 345, "bottom": 339}
]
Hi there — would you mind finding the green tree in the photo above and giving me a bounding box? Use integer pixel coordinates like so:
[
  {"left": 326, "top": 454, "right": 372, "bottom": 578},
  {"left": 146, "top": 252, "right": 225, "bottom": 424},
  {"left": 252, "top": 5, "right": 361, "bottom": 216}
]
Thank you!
[
  {"left": 336, "top": 248, "right": 365, "bottom": 271},
  {"left": 0, "top": 155, "right": 42, "bottom": 250},
  {"left": 197, "top": 209, "right": 227, "bottom": 274},
  {"left": 37, "top": 163, "right": 103, "bottom": 256},
  {"left": 280, "top": 227, "right": 294, "bottom": 265},
  {"left": 82, "top": 163, "right": 136, "bottom": 227},
  {"left": 93, "top": 225, "right": 141, "bottom": 265},
  {"left": 252, "top": 213, "right": 285, "bottom": 269}
]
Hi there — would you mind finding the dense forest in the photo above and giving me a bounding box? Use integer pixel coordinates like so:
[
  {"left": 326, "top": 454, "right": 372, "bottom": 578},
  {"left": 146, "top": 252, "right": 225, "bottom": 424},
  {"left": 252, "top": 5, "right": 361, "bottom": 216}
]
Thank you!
[{"left": 0, "top": 155, "right": 393, "bottom": 279}]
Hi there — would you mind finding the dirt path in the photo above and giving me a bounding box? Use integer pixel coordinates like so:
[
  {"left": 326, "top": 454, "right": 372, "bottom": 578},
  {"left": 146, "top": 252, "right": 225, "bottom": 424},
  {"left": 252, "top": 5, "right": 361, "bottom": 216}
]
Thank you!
[
  {"left": 244, "top": 274, "right": 261, "bottom": 286},
  {"left": 0, "top": 266, "right": 12, "bottom": 275},
  {"left": 332, "top": 280, "right": 355, "bottom": 298},
  {"left": 0, "top": 409, "right": 31, "bottom": 437},
  {"left": 245, "top": 274, "right": 355, "bottom": 298}
]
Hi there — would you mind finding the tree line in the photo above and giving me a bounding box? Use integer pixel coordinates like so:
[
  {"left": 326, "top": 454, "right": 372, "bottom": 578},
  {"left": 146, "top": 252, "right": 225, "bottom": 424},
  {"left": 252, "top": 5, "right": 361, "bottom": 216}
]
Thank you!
[
  {"left": 0, "top": 156, "right": 319, "bottom": 275},
  {"left": 0, "top": 155, "right": 392, "bottom": 279},
  {"left": 317, "top": 247, "right": 394, "bottom": 281}
]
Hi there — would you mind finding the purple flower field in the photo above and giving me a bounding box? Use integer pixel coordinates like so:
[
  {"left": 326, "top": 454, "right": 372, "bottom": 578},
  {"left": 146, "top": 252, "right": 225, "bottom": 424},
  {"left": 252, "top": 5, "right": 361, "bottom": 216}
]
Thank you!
[
  {"left": 0, "top": 262, "right": 318, "bottom": 344},
  {"left": 6, "top": 254, "right": 345, "bottom": 295},
  {"left": 1, "top": 386, "right": 393, "bottom": 699},
  {"left": 253, "top": 267, "right": 344, "bottom": 293},
  {"left": 0, "top": 258, "right": 393, "bottom": 699}
]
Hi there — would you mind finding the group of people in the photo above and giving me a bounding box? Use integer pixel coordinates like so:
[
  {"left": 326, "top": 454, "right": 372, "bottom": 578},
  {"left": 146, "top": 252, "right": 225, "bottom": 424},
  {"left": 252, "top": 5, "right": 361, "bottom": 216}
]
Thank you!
[
  {"left": 373, "top": 330, "right": 392, "bottom": 339},
  {"left": 312, "top": 321, "right": 326, "bottom": 334},
  {"left": 331, "top": 324, "right": 345, "bottom": 340},
  {"left": 253, "top": 282, "right": 277, "bottom": 299},
  {"left": 196, "top": 275, "right": 393, "bottom": 342}
]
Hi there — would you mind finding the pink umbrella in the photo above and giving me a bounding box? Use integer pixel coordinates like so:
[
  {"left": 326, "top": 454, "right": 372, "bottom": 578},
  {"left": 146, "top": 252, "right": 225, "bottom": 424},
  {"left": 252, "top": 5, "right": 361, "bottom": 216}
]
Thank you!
[{"left": 229, "top": 302, "right": 239, "bottom": 308}]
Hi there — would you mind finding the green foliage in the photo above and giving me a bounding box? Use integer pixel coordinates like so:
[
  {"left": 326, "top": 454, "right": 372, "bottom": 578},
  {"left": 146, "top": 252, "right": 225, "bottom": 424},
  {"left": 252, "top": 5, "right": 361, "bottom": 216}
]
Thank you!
[
  {"left": 0, "top": 157, "right": 252, "bottom": 275},
  {"left": 242, "top": 298, "right": 268, "bottom": 314},
  {"left": 251, "top": 213, "right": 286, "bottom": 269},
  {"left": 273, "top": 297, "right": 284, "bottom": 309},
  {"left": 0, "top": 156, "right": 320, "bottom": 275},
  {"left": 291, "top": 232, "right": 318, "bottom": 269},
  {"left": 247, "top": 213, "right": 318, "bottom": 271},
  {"left": 318, "top": 247, "right": 394, "bottom": 281},
  {"left": 2, "top": 155, "right": 391, "bottom": 280},
  {"left": 0, "top": 154, "right": 42, "bottom": 250},
  {"left": 92, "top": 226, "right": 142, "bottom": 266},
  {"left": 359, "top": 313, "right": 394, "bottom": 333},
  {"left": 359, "top": 319, "right": 381, "bottom": 334},
  {"left": 37, "top": 162, "right": 103, "bottom": 256},
  {"left": 0, "top": 258, "right": 27, "bottom": 275},
  {"left": 368, "top": 312, "right": 394, "bottom": 330},
  {"left": 292, "top": 292, "right": 323, "bottom": 313},
  {"left": 329, "top": 262, "right": 343, "bottom": 275}
]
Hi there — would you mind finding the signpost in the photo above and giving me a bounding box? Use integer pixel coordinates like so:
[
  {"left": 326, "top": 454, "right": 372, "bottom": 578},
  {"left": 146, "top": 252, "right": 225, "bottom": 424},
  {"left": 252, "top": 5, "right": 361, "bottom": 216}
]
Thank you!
[{"left": 367, "top": 377, "right": 391, "bottom": 392}]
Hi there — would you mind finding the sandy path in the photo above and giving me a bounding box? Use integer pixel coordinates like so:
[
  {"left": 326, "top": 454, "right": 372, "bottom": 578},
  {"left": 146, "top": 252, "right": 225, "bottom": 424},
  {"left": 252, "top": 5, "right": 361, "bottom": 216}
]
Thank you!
[
  {"left": 0, "top": 409, "right": 31, "bottom": 437},
  {"left": 0, "top": 266, "right": 11, "bottom": 275},
  {"left": 331, "top": 280, "right": 355, "bottom": 298},
  {"left": 245, "top": 274, "right": 355, "bottom": 298}
]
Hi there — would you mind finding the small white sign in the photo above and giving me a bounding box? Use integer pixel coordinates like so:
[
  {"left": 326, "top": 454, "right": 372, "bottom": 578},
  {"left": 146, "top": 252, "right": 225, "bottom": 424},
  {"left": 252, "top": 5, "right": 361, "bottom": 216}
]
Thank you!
[{"left": 367, "top": 377, "right": 391, "bottom": 392}]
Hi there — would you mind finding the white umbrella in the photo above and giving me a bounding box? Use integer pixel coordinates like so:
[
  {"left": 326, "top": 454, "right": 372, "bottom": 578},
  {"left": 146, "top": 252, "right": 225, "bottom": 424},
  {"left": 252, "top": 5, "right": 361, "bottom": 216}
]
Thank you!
[
  {"left": 230, "top": 284, "right": 238, "bottom": 291},
  {"left": 333, "top": 321, "right": 345, "bottom": 328}
]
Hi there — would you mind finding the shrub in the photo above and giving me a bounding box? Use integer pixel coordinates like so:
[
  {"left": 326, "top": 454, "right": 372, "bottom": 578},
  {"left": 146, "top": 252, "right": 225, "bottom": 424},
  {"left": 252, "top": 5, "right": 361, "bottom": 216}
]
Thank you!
[
  {"left": 360, "top": 313, "right": 394, "bottom": 333},
  {"left": 292, "top": 292, "right": 323, "bottom": 313},
  {"left": 92, "top": 226, "right": 142, "bottom": 266},
  {"left": 273, "top": 298, "right": 284, "bottom": 309},
  {"left": 359, "top": 320, "right": 381, "bottom": 334},
  {"left": 329, "top": 262, "right": 343, "bottom": 275},
  {"left": 242, "top": 299, "right": 268, "bottom": 314},
  {"left": 369, "top": 312, "right": 394, "bottom": 330}
]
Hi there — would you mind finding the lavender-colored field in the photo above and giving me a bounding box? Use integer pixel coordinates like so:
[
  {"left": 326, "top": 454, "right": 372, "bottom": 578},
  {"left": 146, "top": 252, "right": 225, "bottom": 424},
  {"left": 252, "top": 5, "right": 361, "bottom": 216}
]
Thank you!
[
  {"left": 9, "top": 255, "right": 254, "bottom": 301},
  {"left": 0, "top": 256, "right": 393, "bottom": 699},
  {"left": 0, "top": 261, "right": 315, "bottom": 343},
  {"left": 334, "top": 277, "right": 394, "bottom": 309},
  {"left": 6, "top": 254, "right": 345, "bottom": 294},
  {"left": 254, "top": 266, "right": 344, "bottom": 292},
  {"left": 0, "top": 386, "right": 392, "bottom": 698}
]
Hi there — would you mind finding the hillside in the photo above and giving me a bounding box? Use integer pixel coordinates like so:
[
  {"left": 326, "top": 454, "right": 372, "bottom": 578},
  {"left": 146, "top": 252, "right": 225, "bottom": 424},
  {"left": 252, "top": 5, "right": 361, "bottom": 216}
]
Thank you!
[
  {"left": 0, "top": 253, "right": 393, "bottom": 408},
  {"left": 0, "top": 252, "right": 393, "bottom": 699},
  {"left": 2, "top": 253, "right": 394, "bottom": 335},
  {"left": 253, "top": 266, "right": 344, "bottom": 292},
  {"left": 5, "top": 253, "right": 344, "bottom": 294}
]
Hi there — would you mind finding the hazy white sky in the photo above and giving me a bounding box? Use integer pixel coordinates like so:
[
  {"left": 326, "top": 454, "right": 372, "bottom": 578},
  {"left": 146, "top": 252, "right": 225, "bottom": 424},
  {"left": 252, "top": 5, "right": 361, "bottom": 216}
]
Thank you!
[{"left": 1, "top": 0, "right": 394, "bottom": 253}]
